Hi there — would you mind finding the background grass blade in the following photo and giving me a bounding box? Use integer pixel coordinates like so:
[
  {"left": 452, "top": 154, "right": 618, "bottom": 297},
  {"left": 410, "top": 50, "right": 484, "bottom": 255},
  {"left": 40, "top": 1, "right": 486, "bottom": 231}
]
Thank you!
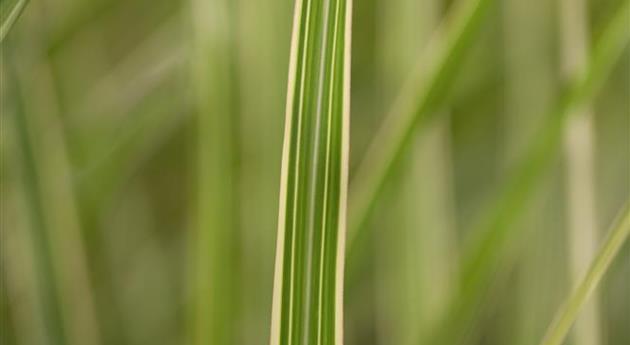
[
  {"left": 539, "top": 204, "right": 630, "bottom": 345},
  {"left": 0, "top": 0, "right": 28, "bottom": 42},
  {"left": 189, "top": 0, "right": 239, "bottom": 344},
  {"left": 2, "top": 0, "right": 628, "bottom": 344},
  {"left": 425, "top": 2, "right": 630, "bottom": 344},
  {"left": 560, "top": 0, "right": 602, "bottom": 343},
  {"left": 270, "top": 0, "right": 352, "bottom": 344},
  {"left": 374, "top": 0, "right": 457, "bottom": 344},
  {"left": 4, "top": 4, "right": 106, "bottom": 343},
  {"left": 235, "top": 0, "right": 292, "bottom": 342},
  {"left": 347, "top": 0, "right": 494, "bottom": 259},
  {"left": 502, "top": 1, "right": 562, "bottom": 344},
  {"left": 6, "top": 50, "right": 102, "bottom": 345},
  {"left": 6, "top": 60, "right": 68, "bottom": 345}
]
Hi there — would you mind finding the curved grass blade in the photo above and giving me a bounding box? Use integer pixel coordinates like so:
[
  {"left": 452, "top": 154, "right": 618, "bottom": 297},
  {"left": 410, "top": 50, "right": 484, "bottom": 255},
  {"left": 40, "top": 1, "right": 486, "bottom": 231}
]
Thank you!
[
  {"left": 425, "top": 2, "right": 630, "bottom": 344},
  {"left": 270, "top": 0, "right": 352, "bottom": 344},
  {"left": 539, "top": 204, "right": 630, "bottom": 345},
  {"left": 0, "top": 0, "right": 28, "bottom": 42},
  {"left": 189, "top": 0, "right": 239, "bottom": 344},
  {"left": 347, "top": 0, "right": 494, "bottom": 261}
]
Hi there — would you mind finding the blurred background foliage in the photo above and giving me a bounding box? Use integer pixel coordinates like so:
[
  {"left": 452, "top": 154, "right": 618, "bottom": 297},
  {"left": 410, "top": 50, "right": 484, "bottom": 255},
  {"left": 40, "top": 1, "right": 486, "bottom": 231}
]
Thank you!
[{"left": 0, "top": 0, "right": 628, "bottom": 344}]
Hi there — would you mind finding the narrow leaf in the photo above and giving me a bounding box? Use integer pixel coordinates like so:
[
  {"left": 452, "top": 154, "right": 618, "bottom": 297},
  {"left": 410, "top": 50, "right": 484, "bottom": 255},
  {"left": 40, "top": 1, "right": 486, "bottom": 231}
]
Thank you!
[
  {"left": 374, "top": 0, "right": 458, "bottom": 344},
  {"left": 560, "top": 0, "right": 603, "bottom": 343},
  {"left": 270, "top": 0, "right": 352, "bottom": 344},
  {"left": 6, "top": 45, "right": 103, "bottom": 345},
  {"left": 0, "top": 0, "right": 29, "bottom": 42},
  {"left": 426, "top": 2, "right": 630, "bottom": 343},
  {"left": 502, "top": 0, "right": 560, "bottom": 344},
  {"left": 539, "top": 204, "right": 630, "bottom": 345},
  {"left": 189, "top": 0, "right": 239, "bottom": 344},
  {"left": 7, "top": 61, "right": 68, "bottom": 345},
  {"left": 347, "top": 0, "right": 494, "bottom": 259}
]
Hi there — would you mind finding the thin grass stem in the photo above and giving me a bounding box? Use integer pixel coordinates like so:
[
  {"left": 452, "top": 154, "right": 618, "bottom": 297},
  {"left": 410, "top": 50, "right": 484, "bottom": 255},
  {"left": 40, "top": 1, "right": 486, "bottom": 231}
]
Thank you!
[
  {"left": 560, "top": 0, "right": 602, "bottom": 343},
  {"left": 0, "top": 0, "right": 29, "bottom": 42},
  {"left": 539, "top": 204, "right": 630, "bottom": 345},
  {"left": 424, "top": 2, "right": 630, "bottom": 343},
  {"left": 347, "top": 0, "right": 494, "bottom": 266}
]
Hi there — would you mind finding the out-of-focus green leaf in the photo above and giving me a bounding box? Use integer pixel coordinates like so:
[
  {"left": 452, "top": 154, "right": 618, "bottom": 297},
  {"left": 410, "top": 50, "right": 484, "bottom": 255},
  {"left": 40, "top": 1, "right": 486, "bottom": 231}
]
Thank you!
[
  {"left": 189, "top": 0, "right": 239, "bottom": 345},
  {"left": 0, "top": 0, "right": 28, "bottom": 42},
  {"left": 347, "top": 0, "right": 494, "bottom": 263},
  {"left": 540, "top": 204, "right": 630, "bottom": 345},
  {"left": 426, "top": 2, "right": 630, "bottom": 344},
  {"left": 374, "top": 0, "right": 457, "bottom": 344}
]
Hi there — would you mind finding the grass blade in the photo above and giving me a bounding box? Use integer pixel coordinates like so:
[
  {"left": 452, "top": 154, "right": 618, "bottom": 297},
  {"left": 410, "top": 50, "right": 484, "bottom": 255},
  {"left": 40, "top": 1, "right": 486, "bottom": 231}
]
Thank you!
[
  {"left": 189, "top": 0, "right": 239, "bottom": 344},
  {"left": 539, "top": 204, "right": 630, "bottom": 345},
  {"left": 6, "top": 47, "right": 103, "bottom": 345},
  {"left": 374, "top": 0, "right": 457, "bottom": 344},
  {"left": 6, "top": 60, "right": 68, "bottom": 345},
  {"left": 270, "top": 0, "right": 352, "bottom": 344},
  {"left": 459, "top": 0, "right": 630, "bottom": 312},
  {"left": 0, "top": 0, "right": 28, "bottom": 42},
  {"left": 235, "top": 0, "right": 292, "bottom": 342},
  {"left": 425, "top": 2, "right": 630, "bottom": 343},
  {"left": 347, "top": 0, "right": 494, "bottom": 257},
  {"left": 560, "top": 0, "right": 603, "bottom": 343},
  {"left": 502, "top": 0, "right": 560, "bottom": 344}
]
